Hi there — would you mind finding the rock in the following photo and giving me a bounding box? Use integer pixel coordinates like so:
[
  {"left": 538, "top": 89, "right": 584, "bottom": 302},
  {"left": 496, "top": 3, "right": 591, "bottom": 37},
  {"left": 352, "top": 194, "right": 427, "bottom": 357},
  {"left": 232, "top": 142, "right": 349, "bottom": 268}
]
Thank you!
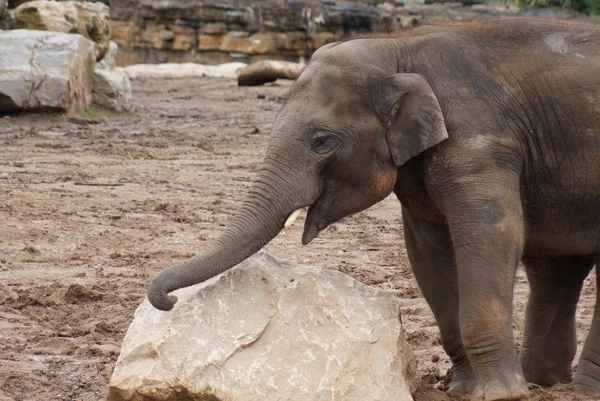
[
  {"left": 198, "top": 33, "right": 222, "bottom": 51},
  {"left": 10, "top": 0, "right": 110, "bottom": 61},
  {"left": 106, "top": 20, "right": 139, "bottom": 49},
  {"left": 0, "top": 30, "right": 95, "bottom": 114},
  {"left": 199, "top": 22, "right": 227, "bottom": 35},
  {"left": 246, "top": 32, "right": 277, "bottom": 54},
  {"left": 118, "top": 62, "right": 246, "bottom": 79},
  {"left": 92, "top": 69, "right": 132, "bottom": 112},
  {"left": 172, "top": 25, "right": 195, "bottom": 51},
  {"left": 106, "top": 0, "right": 396, "bottom": 63},
  {"left": 97, "top": 40, "right": 117, "bottom": 70},
  {"left": 0, "top": 0, "right": 6, "bottom": 19},
  {"left": 238, "top": 60, "right": 303, "bottom": 86},
  {"left": 140, "top": 23, "right": 173, "bottom": 49},
  {"left": 109, "top": 252, "right": 420, "bottom": 401},
  {"left": 219, "top": 31, "right": 250, "bottom": 53}
]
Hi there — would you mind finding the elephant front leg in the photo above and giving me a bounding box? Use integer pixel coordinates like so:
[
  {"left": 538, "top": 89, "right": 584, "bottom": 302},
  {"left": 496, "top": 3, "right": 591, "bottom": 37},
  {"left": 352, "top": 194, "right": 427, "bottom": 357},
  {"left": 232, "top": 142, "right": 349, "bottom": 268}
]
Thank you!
[
  {"left": 521, "top": 255, "right": 593, "bottom": 387},
  {"left": 401, "top": 206, "right": 475, "bottom": 394},
  {"left": 444, "top": 179, "right": 529, "bottom": 400}
]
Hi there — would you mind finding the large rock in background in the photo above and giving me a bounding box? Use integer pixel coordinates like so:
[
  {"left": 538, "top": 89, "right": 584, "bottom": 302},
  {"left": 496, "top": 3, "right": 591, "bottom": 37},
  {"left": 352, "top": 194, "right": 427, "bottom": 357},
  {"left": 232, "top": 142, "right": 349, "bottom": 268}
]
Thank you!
[
  {"left": 238, "top": 60, "right": 303, "bottom": 86},
  {"left": 117, "top": 61, "right": 246, "bottom": 79},
  {"left": 109, "top": 252, "right": 420, "bottom": 401},
  {"left": 10, "top": 0, "right": 110, "bottom": 60},
  {"left": 0, "top": 30, "right": 95, "bottom": 114},
  {"left": 97, "top": 40, "right": 118, "bottom": 70}
]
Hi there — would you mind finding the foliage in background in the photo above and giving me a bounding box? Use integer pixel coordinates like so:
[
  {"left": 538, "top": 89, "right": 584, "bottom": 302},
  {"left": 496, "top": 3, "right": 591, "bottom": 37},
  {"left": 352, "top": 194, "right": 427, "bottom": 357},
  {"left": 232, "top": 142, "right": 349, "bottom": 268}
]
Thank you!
[
  {"left": 514, "top": 0, "right": 600, "bottom": 15},
  {"left": 514, "top": 0, "right": 561, "bottom": 6},
  {"left": 563, "top": 0, "right": 600, "bottom": 15}
]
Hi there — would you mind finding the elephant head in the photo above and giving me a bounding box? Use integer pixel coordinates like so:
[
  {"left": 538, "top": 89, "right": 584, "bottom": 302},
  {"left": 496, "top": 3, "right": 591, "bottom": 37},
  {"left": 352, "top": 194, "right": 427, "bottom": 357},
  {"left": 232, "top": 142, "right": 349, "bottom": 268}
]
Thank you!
[{"left": 148, "top": 39, "right": 448, "bottom": 311}]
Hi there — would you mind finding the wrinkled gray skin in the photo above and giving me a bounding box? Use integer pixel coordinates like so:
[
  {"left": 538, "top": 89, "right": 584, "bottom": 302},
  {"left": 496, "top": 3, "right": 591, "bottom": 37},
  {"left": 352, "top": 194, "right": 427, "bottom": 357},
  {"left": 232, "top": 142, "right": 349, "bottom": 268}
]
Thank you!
[{"left": 148, "top": 19, "right": 600, "bottom": 400}]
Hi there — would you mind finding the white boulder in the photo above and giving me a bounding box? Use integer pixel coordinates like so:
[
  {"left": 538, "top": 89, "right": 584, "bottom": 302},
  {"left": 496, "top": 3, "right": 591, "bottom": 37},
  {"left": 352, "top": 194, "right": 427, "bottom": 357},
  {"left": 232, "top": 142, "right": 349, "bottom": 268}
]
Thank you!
[
  {"left": 0, "top": 30, "right": 95, "bottom": 114},
  {"left": 93, "top": 69, "right": 132, "bottom": 112},
  {"left": 118, "top": 62, "right": 247, "bottom": 79},
  {"left": 109, "top": 252, "right": 419, "bottom": 401},
  {"left": 97, "top": 40, "right": 118, "bottom": 70},
  {"left": 10, "top": 0, "right": 110, "bottom": 60}
]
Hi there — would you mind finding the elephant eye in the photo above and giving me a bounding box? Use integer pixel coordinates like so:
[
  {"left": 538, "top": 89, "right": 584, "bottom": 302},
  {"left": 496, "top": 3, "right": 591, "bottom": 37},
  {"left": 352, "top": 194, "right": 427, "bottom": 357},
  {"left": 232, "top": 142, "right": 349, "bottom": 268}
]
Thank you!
[{"left": 310, "top": 132, "right": 341, "bottom": 155}]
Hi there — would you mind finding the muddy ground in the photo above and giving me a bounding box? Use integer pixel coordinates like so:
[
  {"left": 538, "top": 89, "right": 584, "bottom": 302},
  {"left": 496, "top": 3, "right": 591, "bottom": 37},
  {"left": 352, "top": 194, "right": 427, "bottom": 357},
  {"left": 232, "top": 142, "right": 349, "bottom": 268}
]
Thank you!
[{"left": 0, "top": 77, "right": 596, "bottom": 401}]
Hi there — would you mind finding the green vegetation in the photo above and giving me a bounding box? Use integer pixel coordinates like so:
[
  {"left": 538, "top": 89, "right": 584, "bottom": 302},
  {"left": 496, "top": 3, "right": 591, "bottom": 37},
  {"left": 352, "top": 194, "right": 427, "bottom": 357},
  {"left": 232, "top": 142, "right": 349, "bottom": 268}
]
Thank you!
[
  {"left": 514, "top": 0, "right": 600, "bottom": 15},
  {"left": 563, "top": 0, "right": 600, "bottom": 15},
  {"left": 80, "top": 104, "right": 137, "bottom": 119},
  {"left": 14, "top": 7, "right": 46, "bottom": 30},
  {"left": 81, "top": 104, "right": 106, "bottom": 118},
  {"left": 514, "top": 0, "right": 561, "bottom": 6}
]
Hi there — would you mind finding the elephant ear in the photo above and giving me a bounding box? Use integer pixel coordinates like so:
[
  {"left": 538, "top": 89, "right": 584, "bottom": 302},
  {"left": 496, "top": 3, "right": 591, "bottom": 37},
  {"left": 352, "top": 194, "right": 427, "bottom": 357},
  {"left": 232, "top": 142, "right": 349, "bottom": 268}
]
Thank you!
[{"left": 381, "top": 73, "right": 448, "bottom": 166}]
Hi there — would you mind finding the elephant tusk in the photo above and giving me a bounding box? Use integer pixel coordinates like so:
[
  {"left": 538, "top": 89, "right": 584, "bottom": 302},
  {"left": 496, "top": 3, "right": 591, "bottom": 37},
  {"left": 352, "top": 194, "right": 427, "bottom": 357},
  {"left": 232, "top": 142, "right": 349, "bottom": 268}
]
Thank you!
[{"left": 284, "top": 208, "right": 303, "bottom": 228}]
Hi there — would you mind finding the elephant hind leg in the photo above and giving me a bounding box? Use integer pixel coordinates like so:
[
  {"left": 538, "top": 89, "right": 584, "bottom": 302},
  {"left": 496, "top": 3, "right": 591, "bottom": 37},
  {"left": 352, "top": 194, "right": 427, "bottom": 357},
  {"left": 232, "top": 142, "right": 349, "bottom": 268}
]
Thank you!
[
  {"left": 574, "top": 257, "right": 600, "bottom": 395},
  {"left": 520, "top": 255, "right": 594, "bottom": 387}
]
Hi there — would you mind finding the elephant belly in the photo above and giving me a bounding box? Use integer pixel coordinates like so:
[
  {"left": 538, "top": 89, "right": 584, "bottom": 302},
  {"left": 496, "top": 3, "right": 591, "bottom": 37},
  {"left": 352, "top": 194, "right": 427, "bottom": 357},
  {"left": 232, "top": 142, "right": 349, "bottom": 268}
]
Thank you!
[{"left": 523, "top": 204, "right": 600, "bottom": 256}]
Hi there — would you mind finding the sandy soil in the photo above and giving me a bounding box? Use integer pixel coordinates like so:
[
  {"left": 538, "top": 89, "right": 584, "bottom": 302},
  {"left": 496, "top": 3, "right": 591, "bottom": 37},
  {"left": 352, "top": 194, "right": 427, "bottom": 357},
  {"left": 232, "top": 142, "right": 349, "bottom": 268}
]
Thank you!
[{"left": 0, "top": 77, "right": 597, "bottom": 401}]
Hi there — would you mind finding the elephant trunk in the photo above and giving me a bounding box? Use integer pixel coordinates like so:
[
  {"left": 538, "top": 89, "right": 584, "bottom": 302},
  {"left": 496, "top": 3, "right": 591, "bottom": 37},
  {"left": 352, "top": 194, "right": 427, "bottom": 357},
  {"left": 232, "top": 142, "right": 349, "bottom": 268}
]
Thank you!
[{"left": 148, "top": 163, "right": 316, "bottom": 311}]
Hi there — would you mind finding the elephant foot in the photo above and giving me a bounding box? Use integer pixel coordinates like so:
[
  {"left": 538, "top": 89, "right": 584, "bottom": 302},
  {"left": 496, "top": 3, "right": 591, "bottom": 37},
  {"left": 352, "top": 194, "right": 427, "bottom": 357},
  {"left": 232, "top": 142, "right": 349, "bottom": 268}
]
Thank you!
[
  {"left": 470, "top": 372, "right": 529, "bottom": 401},
  {"left": 573, "top": 381, "right": 600, "bottom": 396},
  {"left": 574, "top": 362, "right": 600, "bottom": 395},
  {"left": 574, "top": 343, "right": 600, "bottom": 395},
  {"left": 522, "top": 360, "right": 572, "bottom": 387},
  {"left": 448, "top": 378, "right": 476, "bottom": 394},
  {"left": 447, "top": 365, "right": 477, "bottom": 394}
]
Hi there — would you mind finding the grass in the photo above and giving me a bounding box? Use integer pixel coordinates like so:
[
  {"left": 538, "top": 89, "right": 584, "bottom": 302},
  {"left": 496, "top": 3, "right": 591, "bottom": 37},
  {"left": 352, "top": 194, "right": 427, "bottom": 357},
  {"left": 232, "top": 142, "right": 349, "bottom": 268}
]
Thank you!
[
  {"left": 80, "top": 104, "right": 137, "bottom": 119},
  {"left": 81, "top": 104, "right": 107, "bottom": 118}
]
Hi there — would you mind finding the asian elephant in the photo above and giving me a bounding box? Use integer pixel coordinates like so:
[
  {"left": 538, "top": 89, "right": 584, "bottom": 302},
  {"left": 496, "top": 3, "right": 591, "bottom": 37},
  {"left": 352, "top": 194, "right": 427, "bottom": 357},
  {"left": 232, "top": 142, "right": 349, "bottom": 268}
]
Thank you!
[{"left": 147, "top": 19, "right": 600, "bottom": 400}]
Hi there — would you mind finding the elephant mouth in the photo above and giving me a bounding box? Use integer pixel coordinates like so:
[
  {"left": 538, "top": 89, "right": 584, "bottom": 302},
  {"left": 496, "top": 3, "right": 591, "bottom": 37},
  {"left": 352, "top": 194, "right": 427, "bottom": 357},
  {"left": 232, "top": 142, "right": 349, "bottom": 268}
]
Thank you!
[
  {"left": 301, "top": 218, "right": 321, "bottom": 245},
  {"left": 301, "top": 195, "right": 334, "bottom": 245}
]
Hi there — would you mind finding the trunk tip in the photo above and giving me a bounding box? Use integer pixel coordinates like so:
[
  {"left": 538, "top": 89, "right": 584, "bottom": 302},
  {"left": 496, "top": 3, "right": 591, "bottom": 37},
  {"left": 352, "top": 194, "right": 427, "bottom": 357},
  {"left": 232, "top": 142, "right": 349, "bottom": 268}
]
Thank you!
[
  {"left": 149, "top": 292, "right": 178, "bottom": 311},
  {"left": 148, "top": 279, "right": 178, "bottom": 311}
]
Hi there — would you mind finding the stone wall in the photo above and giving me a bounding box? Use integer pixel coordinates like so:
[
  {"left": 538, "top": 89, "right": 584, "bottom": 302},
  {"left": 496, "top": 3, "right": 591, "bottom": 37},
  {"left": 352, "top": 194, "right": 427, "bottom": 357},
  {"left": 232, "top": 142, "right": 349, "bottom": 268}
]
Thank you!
[
  {"left": 108, "top": 0, "right": 423, "bottom": 65},
  {"left": 107, "top": 0, "right": 593, "bottom": 66}
]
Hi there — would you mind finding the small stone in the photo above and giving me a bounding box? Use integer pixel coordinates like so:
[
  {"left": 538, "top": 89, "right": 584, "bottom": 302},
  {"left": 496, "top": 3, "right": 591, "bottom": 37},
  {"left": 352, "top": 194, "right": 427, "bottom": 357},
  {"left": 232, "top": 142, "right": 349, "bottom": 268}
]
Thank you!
[
  {"left": 256, "top": 92, "right": 266, "bottom": 99},
  {"left": 93, "top": 69, "right": 133, "bottom": 112}
]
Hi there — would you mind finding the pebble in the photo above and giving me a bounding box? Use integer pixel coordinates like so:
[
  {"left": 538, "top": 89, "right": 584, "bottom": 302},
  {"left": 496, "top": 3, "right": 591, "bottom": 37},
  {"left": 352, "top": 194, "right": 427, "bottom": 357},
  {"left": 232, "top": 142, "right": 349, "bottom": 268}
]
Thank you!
[{"left": 256, "top": 93, "right": 266, "bottom": 99}]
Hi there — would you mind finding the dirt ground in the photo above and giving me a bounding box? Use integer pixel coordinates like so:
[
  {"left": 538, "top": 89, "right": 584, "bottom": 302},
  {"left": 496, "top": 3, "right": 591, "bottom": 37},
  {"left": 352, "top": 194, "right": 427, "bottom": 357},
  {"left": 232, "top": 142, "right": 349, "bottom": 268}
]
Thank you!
[{"left": 0, "top": 77, "right": 597, "bottom": 401}]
